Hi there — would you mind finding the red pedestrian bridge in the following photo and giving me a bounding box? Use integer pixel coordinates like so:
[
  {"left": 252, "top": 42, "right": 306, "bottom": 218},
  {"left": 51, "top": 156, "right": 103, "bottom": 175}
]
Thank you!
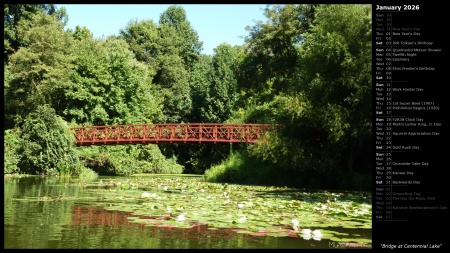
[{"left": 70, "top": 123, "right": 278, "bottom": 146}]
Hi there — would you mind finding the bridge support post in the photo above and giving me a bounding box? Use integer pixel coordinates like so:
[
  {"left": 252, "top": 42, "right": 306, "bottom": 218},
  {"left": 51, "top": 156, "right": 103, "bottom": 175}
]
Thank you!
[
  {"left": 213, "top": 124, "right": 217, "bottom": 144},
  {"left": 199, "top": 123, "right": 202, "bottom": 143}
]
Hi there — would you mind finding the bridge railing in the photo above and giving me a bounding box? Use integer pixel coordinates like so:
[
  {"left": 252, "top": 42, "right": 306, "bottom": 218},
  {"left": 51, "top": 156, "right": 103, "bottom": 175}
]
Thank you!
[{"left": 70, "top": 123, "right": 279, "bottom": 146}]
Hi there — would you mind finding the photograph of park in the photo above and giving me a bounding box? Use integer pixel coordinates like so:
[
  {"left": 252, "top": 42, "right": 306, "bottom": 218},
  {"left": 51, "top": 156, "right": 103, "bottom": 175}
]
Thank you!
[{"left": 4, "top": 4, "right": 372, "bottom": 249}]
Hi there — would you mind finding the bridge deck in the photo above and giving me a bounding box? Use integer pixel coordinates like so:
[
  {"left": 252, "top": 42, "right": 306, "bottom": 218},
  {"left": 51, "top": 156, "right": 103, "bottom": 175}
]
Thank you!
[{"left": 70, "top": 123, "right": 277, "bottom": 146}]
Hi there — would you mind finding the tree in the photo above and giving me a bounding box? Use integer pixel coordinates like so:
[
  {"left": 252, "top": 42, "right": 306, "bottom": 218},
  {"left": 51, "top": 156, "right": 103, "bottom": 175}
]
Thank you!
[
  {"left": 5, "top": 11, "right": 76, "bottom": 128},
  {"left": 120, "top": 5, "right": 204, "bottom": 123},
  {"left": 188, "top": 54, "right": 213, "bottom": 123},
  {"left": 239, "top": 4, "right": 317, "bottom": 98},
  {"left": 3, "top": 4, "right": 67, "bottom": 63},
  {"left": 119, "top": 19, "right": 159, "bottom": 72},
  {"left": 16, "top": 105, "right": 80, "bottom": 175},
  {"left": 64, "top": 35, "right": 164, "bottom": 125},
  {"left": 204, "top": 43, "right": 242, "bottom": 122},
  {"left": 296, "top": 4, "right": 372, "bottom": 172},
  {"left": 243, "top": 4, "right": 372, "bottom": 176},
  {"left": 159, "top": 5, "right": 203, "bottom": 70}
]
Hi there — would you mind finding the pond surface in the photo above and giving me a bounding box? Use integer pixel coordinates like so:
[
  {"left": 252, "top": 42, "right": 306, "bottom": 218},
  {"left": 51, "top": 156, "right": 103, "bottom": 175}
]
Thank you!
[{"left": 4, "top": 175, "right": 372, "bottom": 249}]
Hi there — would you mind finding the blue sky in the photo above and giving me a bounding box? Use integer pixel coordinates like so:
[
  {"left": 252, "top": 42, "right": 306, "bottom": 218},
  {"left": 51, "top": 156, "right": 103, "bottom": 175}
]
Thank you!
[{"left": 57, "top": 4, "right": 268, "bottom": 55}]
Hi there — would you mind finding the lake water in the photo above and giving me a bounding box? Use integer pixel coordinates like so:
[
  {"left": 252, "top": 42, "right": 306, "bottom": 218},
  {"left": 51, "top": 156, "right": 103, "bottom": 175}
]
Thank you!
[{"left": 4, "top": 175, "right": 372, "bottom": 249}]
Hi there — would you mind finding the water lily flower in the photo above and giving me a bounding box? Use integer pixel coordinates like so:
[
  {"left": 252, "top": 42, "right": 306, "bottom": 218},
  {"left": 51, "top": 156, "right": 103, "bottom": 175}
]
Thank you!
[
  {"left": 312, "top": 229, "right": 322, "bottom": 237},
  {"left": 302, "top": 228, "right": 312, "bottom": 235},
  {"left": 313, "top": 232, "right": 322, "bottom": 241},
  {"left": 163, "top": 186, "right": 168, "bottom": 191},
  {"left": 141, "top": 192, "right": 151, "bottom": 198},
  {"left": 238, "top": 215, "right": 247, "bottom": 223},
  {"left": 238, "top": 203, "right": 244, "bottom": 209},
  {"left": 200, "top": 189, "right": 205, "bottom": 193},
  {"left": 292, "top": 219, "right": 299, "bottom": 230},
  {"left": 176, "top": 214, "right": 186, "bottom": 221}
]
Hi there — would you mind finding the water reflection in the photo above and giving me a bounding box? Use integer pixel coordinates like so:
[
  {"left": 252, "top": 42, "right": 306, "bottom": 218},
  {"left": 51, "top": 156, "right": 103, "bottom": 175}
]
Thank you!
[{"left": 4, "top": 176, "right": 371, "bottom": 249}]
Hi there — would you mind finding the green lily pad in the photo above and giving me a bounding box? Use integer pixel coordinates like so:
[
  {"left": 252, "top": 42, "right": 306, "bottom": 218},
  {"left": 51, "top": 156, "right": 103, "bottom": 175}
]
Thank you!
[
  {"left": 210, "top": 222, "right": 230, "bottom": 229},
  {"left": 266, "top": 232, "right": 290, "bottom": 237}
]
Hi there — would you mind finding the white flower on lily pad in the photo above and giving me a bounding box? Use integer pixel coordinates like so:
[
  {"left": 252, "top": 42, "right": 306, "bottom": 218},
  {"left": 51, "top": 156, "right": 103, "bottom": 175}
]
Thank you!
[
  {"left": 176, "top": 214, "right": 186, "bottom": 221},
  {"left": 200, "top": 189, "right": 205, "bottom": 193},
  {"left": 141, "top": 192, "right": 151, "bottom": 198},
  {"left": 302, "top": 228, "right": 311, "bottom": 235},
  {"left": 312, "top": 229, "right": 322, "bottom": 237},
  {"left": 238, "top": 215, "right": 247, "bottom": 223},
  {"left": 163, "top": 186, "right": 168, "bottom": 191},
  {"left": 312, "top": 229, "right": 322, "bottom": 238},
  {"left": 292, "top": 219, "right": 299, "bottom": 230},
  {"left": 237, "top": 203, "right": 244, "bottom": 208}
]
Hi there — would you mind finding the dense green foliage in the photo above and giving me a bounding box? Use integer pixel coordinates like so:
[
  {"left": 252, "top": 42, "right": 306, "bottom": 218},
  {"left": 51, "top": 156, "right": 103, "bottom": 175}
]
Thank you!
[
  {"left": 76, "top": 145, "right": 183, "bottom": 176},
  {"left": 5, "top": 9, "right": 74, "bottom": 127},
  {"left": 4, "top": 105, "right": 82, "bottom": 176},
  {"left": 4, "top": 4, "right": 64, "bottom": 63},
  {"left": 4, "top": 4, "right": 371, "bottom": 190},
  {"left": 4, "top": 128, "right": 22, "bottom": 174}
]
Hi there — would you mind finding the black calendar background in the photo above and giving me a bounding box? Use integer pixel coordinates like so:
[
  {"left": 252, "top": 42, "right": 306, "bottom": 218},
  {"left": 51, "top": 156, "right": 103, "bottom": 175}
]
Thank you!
[{"left": 372, "top": 1, "right": 447, "bottom": 249}]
